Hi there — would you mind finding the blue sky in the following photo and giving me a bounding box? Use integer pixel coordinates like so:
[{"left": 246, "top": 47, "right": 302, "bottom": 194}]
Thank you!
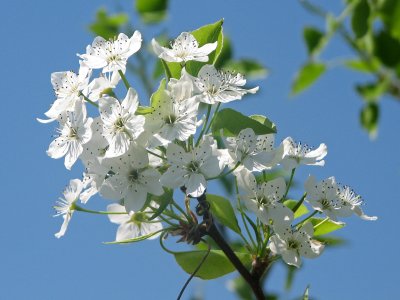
[{"left": 1, "top": 0, "right": 398, "bottom": 299}]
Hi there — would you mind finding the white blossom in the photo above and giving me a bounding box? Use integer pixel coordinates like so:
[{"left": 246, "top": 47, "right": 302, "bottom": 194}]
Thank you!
[
  {"left": 269, "top": 222, "right": 324, "bottom": 267},
  {"left": 47, "top": 101, "right": 93, "bottom": 170},
  {"left": 79, "top": 32, "right": 142, "bottom": 73},
  {"left": 99, "top": 88, "right": 145, "bottom": 158},
  {"left": 107, "top": 203, "right": 163, "bottom": 242},
  {"left": 280, "top": 137, "right": 327, "bottom": 170},
  {"left": 152, "top": 32, "right": 217, "bottom": 63},
  {"left": 54, "top": 179, "right": 83, "bottom": 238}
]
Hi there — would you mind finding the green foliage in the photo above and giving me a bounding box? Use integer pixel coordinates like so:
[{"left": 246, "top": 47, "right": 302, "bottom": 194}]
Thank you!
[
  {"left": 351, "top": 0, "right": 370, "bottom": 39},
  {"left": 135, "top": 0, "right": 168, "bottom": 24},
  {"left": 249, "top": 115, "right": 277, "bottom": 133},
  {"left": 207, "top": 194, "right": 241, "bottom": 234},
  {"left": 147, "top": 188, "right": 173, "bottom": 221},
  {"left": 174, "top": 250, "right": 252, "bottom": 279},
  {"left": 89, "top": 8, "right": 128, "bottom": 39},
  {"left": 291, "top": 62, "right": 326, "bottom": 95},
  {"left": 223, "top": 59, "right": 268, "bottom": 79},
  {"left": 344, "top": 59, "right": 380, "bottom": 73},
  {"left": 360, "top": 102, "right": 379, "bottom": 136},
  {"left": 150, "top": 78, "right": 167, "bottom": 108},
  {"left": 373, "top": 29, "right": 400, "bottom": 67},
  {"left": 309, "top": 218, "right": 345, "bottom": 236},
  {"left": 379, "top": 0, "right": 400, "bottom": 40},
  {"left": 283, "top": 200, "right": 309, "bottom": 219},
  {"left": 356, "top": 80, "right": 388, "bottom": 102},
  {"left": 212, "top": 108, "right": 276, "bottom": 137},
  {"left": 303, "top": 27, "right": 325, "bottom": 56}
]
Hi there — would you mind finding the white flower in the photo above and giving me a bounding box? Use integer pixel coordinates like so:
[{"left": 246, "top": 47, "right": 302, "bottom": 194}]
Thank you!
[
  {"left": 152, "top": 32, "right": 217, "bottom": 63},
  {"left": 79, "top": 32, "right": 142, "bottom": 73},
  {"left": 305, "top": 176, "right": 341, "bottom": 221},
  {"left": 86, "top": 72, "right": 120, "bottom": 102},
  {"left": 336, "top": 185, "right": 377, "bottom": 221},
  {"left": 224, "top": 128, "right": 279, "bottom": 172},
  {"left": 269, "top": 222, "right": 324, "bottom": 267},
  {"left": 47, "top": 101, "right": 93, "bottom": 170},
  {"left": 38, "top": 62, "right": 91, "bottom": 123},
  {"left": 160, "top": 136, "right": 225, "bottom": 197},
  {"left": 107, "top": 203, "right": 163, "bottom": 242},
  {"left": 190, "top": 65, "right": 259, "bottom": 104},
  {"left": 99, "top": 144, "right": 164, "bottom": 212},
  {"left": 236, "top": 169, "right": 293, "bottom": 232},
  {"left": 54, "top": 179, "right": 83, "bottom": 238},
  {"left": 99, "top": 88, "right": 145, "bottom": 158},
  {"left": 146, "top": 75, "right": 200, "bottom": 146},
  {"left": 280, "top": 137, "right": 327, "bottom": 170}
]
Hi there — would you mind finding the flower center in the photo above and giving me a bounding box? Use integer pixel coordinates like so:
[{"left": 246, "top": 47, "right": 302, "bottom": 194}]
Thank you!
[
  {"left": 114, "top": 117, "right": 125, "bottom": 131},
  {"left": 321, "top": 198, "right": 332, "bottom": 209},
  {"left": 128, "top": 169, "right": 139, "bottom": 183},
  {"left": 69, "top": 127, "right": 78, "bottom": 139},
  {"left": 187, "top": 161, "right": 200, "bottom": 173},
  {"left": 165, "top": 114, "right": 177, "bottom": 124},
  {"left": 287, "top": 239, "right": 300, "bottom": 250}
]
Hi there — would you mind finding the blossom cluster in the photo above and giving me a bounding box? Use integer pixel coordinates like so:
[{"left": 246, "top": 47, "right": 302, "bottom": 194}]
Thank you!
[{"left": 42, "top": 26, "right": 376, "bottom": 269}]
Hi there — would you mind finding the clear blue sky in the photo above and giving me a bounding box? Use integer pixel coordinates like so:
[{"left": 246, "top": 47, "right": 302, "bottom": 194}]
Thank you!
[{"left": 1, "top": 0, "right": 397, "bottom": 299}]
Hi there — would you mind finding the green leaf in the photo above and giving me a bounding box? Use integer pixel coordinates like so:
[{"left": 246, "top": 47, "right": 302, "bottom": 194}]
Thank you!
[
  {"left": 212, "top": 108, "right": 277, "bottom": 137},
  {"left": 373, "top": 29, "right": 400, "bottom": 67},
  {"left": 360, "top": 102, "right": 379, "bottom": 136},
  {"left": 351, "top": 0, "right": 370, "bottom": 39},
  {"left": 150, "top": 78, "right": 167, "bottom": 108},
  {"left": 283, "top": 200, "right": 309, "bottom": 219},
  {"left": 89, "top": 9, "right": 128, "bottom": 39},
  {"left": 136, "top": 106, "right": 154, "bottom": 115},
  {"left": 207, "top": 194, "right": 241, "bottom": 234},
  {"left": 344, "top": 59, "right": 380, "bottom": 73},
  {"left": 303, "top": 26, "right": 325, "bottom": 56},
  {"left": 379, "top": 0, "right": 400, "bottom": 40},
  {"left": 147, "top": 188, "right": 173, "bottom": 221},
  {"left": 285, "top": 265, "right": 297, "bottom": 291},
  {"left": 356, "top": 80, "right": 389, "bottom": 102},
  {"left": 291, "top": 62, "right": 326, "bottom": 95},
  {"left": 309, "top": 218, "right": 345, "bottom": 236},
  {"left": 229, "top": 276, "right": 254, "bottom": 300},
  {"left": 214, "top": 36, "right": 233, "bottom": 68},
  {"left": 249, "top": 115, "right": 277, "bottom": 134},
  {"left": 135, "top": 0, "right": 168, "bottom": 24},
  {"left": 104, "top": 230, "right": 162, "bottom": 244},
  {"left": 174, "top": 250, "right": 252, "bottom": 279},
  {"left": 222, "top": 59, "right": 268, "bottom": 79},
  {"left": 302, "top": 286, "right": 310, "bottom": 300},
  {"left": 186, "top": 19, "right": 224, "bottom": 76},
  {"left": 314, "top": 236, "right": 347, "bottom": 247}
]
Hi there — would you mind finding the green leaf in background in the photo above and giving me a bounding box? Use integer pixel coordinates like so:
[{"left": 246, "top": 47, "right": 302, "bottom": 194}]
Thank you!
[
  {"left": 207, "top": 194, "right": 241, "bottom": 234},
  {"left": 228, "top": 276, "right": 254, "bottom": 300},
  {"left": 303, "top": 26, "right": 325, "bottom": 56},
  {"left": 89, "top": 8, "right": 128, "bottom": 39},
  {"left": 373, "top": 30, "right": 400, "bottom": 67},
  {"left": 344, "top": 59, "right": 380, "bottom": 73},
  {"left": 215, "top": 36, "right": 233, "bottom": 68},
  {"left": 150, "top": 78, "right": 167, "bottom": 108},
  {"left": 249, "top": 115, "right": 277, "bottom": 134},
  {"left": 174, "top": 250, "right": 252, "bottom": 280},
  {"left": 360, "top": 102, "right": 379, "bottom": 136},
  {"left": 291, "top": 62, "right": 326, "bottom": 95},
  {"left": 309, "top": 218, "right": 345, "bottom": 236},
  {"left": 351, "top": 0, "right": 370, "bottom": 39},
  {"left": 222, "top": 59, "right": 268, "bottom": 79},
  {"left": 135, "top": 0, "right": 168, "bottom": 24},
  {"left": 212, "top": 108, "right": 277, "bottom": 137},
  {"left": 379, "top": 0, "right": 400, "bottom": 41},
  {"left": 285, "top": 265, "right": 297, "bottom": 291},
  {"left": 356, "top": 79, "right": 389, "bottom": 102},
  {"left": 186, "top": 19, "right": 224, "bottom": 76},
  {"left": 314, "top": 236, "right": 347, "bottom": 247},
  {"left": 283, "top": 200, "right": 309, "bottom": 219}
]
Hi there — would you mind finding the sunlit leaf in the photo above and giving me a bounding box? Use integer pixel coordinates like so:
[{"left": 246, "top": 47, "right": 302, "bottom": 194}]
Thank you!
[
  {"left": 291, "top": 62, "right": 326, "bottom": 95},
  {"left": 207, "top": 194, "right": 241, "bottom": 234},
  {"left": 309, "top": 218, "right": 345, "bottom": 236}
]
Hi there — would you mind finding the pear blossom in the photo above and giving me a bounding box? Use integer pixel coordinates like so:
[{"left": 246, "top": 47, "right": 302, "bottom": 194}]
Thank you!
[
  {"left": 190, "top": 65, "right": 259, "bottom": 104},
  {"left": 160, "top": 137, "right": 225, "bottom": 197},
  {"left": 336, "top": 185, "right": 377, "bottom": 221},
  {"left": 107, "top": 203, "right": 163, "bottom": 242},
  {"left": 152, "top": 32, "right": 217, "bottom": 63},
  {"left": 54, "top": 179, "right": 83, "bottom": 238},
  {"left": 305, "top": 176, "right": 341, "bottom": 221},
  {"left": 47, "top": 101, "right": 93, "bottom": 170},
  {"left": 99, "top": 144, "right": 164, "bottom": 212},
  {"left": 280, "top": 137, "right": 327, "bottom": 170},
  {"left": 86, "top": 72, "right": 120, "bottom": 102},
  {"left": 99, "top": 88, "right": 145, "bottom": 158},
  {"left": 270, "top": 222, "right": 324, "bottom": 267},
  {"left": 79, "top": 32, "right": 142, "bottom": 73},
  {"left": 224, "top": 128, "right": 279, "bottom": 172}
]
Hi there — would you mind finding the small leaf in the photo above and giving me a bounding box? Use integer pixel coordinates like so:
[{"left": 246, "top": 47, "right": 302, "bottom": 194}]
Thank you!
[
  {"left": 212, "top": 108, "right": 276, "bottom": 137},
  {"left": 351, "top": 0, "right": 370, "bottom": 39},
  {"left": 344, "top": 59, "right": 380, "bottom": 73},
  {"left": 360, "top": 103, "right": 379, "bottom": 137},
  {"left": 291, "top": 62, "right": 326, "bottom": 95},
  {"left": 135, "top": 0, "right": 168, "bottom": 24},
  {"left": 249, "top": 115, "right": 277, "bottom": 134},
  {"left": 302, "top": 285, "right": 310, "bottom": 300},
  {"left": 283, "top": 200, "right": 309, "bottom": 219},
  {"left": 104, "top": 230, "right": 162, "bottom": 244},
  {"left": 309, "top": 218, "right": 345, "bottom": 236},
  {"left": 356, "top": 80, "right": 388, "bottom": 102},
  {"left": 223, "top": 59, "right": 268, "bottom": 79},
  {"left": 314, "top": 236, "right": 347, "bottom": 246},
  {"left": 136, "top": 106, "right": 154, "bottom": 115},
  {"left": 303, "top": 26, "right": 325, "bottom": 56},
  {"left": 207, "top": 194, "right": 241, "bottom": 234},
  {"left": 379, "top": 0, "right": 400, "bottom": 40},
  {"left": 174, "top": 250, "right": 252, "bottom": 279},
  {"left": 89, "top": 9, "right": 128, "bottom": 39},
  {"left": 285, "top": 265, "right": 297, "bottom": 291},
  {"left": 373, "top": 29, "right": 400, "bottom": 67}
]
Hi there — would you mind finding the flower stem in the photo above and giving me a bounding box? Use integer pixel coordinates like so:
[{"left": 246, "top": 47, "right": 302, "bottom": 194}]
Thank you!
[
  {"left": 294, "top": 210, "right": 318, "bottom": 228},
  {"left": 207, "top": 162, "right": 241, "bottom": 181},
  {"left": 195, "top": 104, "right": 212, "bottom": 147},
  {"left": 74, "top": 204, "right": 126, "bottom": 215},
  {"left": 282, "top": 168, "right": 296, "bottom": 201},
  {"left": 205, "top": 102, "right": 221, "bottom": 134},
  {"left": 118, "top": 70, "right": 131, "bottom": 90},
  {"left": 80, "top": 93, "right": 99, "bottom": 108}
]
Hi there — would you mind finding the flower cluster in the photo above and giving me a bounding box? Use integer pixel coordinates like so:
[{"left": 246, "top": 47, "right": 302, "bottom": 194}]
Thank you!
[{"left": 41, "top": 25, "right": 376, "bottom": 273}]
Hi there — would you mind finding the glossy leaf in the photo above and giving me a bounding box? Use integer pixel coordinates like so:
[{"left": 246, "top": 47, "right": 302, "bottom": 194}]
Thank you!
[
  {"left": 309, "top": 218, "right": 345, "bottom": 236},
  {"left": 351, "top": 0, "right": 370, "bottom": 39},
  {"left": 174, "top": 250, "right": 252, "bottom": 279},
  {"left": 207, "top": 194, "right": 241, "bottom": 234},
  {"left": 291, "top": 62, "right": 326, "bottom": 95}
]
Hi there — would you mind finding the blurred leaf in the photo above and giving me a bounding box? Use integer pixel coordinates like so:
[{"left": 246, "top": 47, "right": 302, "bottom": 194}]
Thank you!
[
  {"left": 89, "top": 9, "right": 128, "bottom": 39},
  {"left": 207, "top": 194, "right": 241, "bottom": 234},
  {"left": 135, "top": 0, "right": 168, "bottom": 24},
  {"left": 219, "top": 175, "right": 235, "bottom": 195},
  {"left": 284, "top": 200, "right": 309, "bottom": 219},
  {"left": 344, "top": 59, "right": 380, "bottom": 73},
  {"left": 302, "top": 286, "right": 310, "bottom": 300},
  {"left": 174, "top": 250, "right": 252, "bottom": 279},
  {"left": 309, "top": 218, "right": 345, "bottom": 236},
  {"left": 229, "top": 276, "right": 254, "bottom": 300},
  {"left": 314, "top": 236, "right": 347, "bottom": 246},
  {"left": 150, "top": 78, "right": 166, "bottom": 108},
  {"left": 249, "top": 115, "right": 277, "bottom": 133},
  {"left": 303, "top": 26, "right": 325, "bottom": 56},
  {"left": 153, "top": 59, "right": 164, "bottom": 79},
  {"left": 351, "top": 0, "right": 370, "bottom": 39},
  {"left": 373, "top": 29, "right": 400, "bottom": 67},
  {"left": 215, "top": 36, "right": 233, "bottom": 68},
  {"left": 356, "top": 79, "right": 388, "bottom": 102},
  {"left": 379, "top": 0, "right": 400, "bottom": 40},
  {"left": 223, "top": 59, "right": 268, "bottom": 79},
  {"left": 285, "top": 265, "right": 297, "bottom": 291},
  {"left": 212, "top": 108, "right": 277, "bottom": 137},
  {"left": 291, "top": 62, "right": 326, "bottom": 95},
  {"left": 360, "top": 102, "right": 379, "bottom": 136}
]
